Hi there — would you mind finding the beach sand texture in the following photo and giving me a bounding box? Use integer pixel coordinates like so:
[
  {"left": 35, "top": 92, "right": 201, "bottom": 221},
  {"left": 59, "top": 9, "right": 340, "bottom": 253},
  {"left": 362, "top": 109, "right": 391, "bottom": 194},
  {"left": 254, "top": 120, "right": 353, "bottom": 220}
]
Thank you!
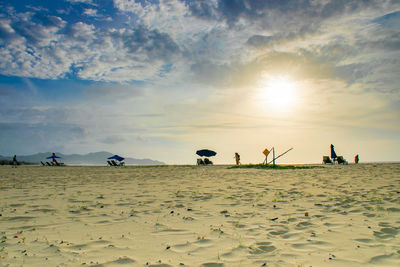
[{"left": 0, "top": 164, "right": 399, "bottom": 266}]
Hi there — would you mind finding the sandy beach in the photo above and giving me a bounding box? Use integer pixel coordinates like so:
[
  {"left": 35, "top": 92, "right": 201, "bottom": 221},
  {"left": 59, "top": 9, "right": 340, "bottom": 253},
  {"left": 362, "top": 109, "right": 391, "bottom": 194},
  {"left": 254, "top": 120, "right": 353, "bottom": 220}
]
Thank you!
[{"left": 0, "top": 163, "right": 399, "bottom": 266}]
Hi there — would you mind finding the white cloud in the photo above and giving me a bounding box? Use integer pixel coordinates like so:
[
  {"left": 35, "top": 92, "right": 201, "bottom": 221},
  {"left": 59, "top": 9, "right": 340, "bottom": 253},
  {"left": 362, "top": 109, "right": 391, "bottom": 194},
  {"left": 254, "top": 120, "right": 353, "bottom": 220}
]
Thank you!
[
  {"left": 66, "top": 0, "right": 95, "bottom": 5},
  {"left": 0, "top": 0, "right": 398, "bottom": 89},
  {"left": 83, "top": 8, "right": 98, "bottom": 17}
]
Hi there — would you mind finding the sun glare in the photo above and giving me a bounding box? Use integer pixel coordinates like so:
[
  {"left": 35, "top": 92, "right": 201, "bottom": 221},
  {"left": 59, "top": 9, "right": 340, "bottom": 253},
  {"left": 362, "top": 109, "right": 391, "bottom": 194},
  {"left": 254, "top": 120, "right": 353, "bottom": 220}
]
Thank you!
[{"left": 259, "top": 76, "right": 297, "bottom": 111}]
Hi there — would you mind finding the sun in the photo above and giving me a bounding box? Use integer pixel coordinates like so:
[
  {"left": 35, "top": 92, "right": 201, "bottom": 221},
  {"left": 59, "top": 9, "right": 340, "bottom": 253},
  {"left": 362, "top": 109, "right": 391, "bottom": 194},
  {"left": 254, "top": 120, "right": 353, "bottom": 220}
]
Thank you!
[{"left": 259, "top": 76, "right": 297, "bottom": 111}]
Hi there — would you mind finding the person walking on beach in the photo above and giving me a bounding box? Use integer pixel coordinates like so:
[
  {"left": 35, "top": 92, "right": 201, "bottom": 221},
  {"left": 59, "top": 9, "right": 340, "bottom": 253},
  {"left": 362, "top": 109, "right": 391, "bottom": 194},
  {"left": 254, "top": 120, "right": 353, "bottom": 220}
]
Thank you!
[
  {"left": 354, "top": 154, "right": 359, "bottom": 164},
  {"left": 234, "top": 152, "right": 241, "bottom": 165},
  {"left": 12, "top": 155, "right": 18, "bottom": 168}
]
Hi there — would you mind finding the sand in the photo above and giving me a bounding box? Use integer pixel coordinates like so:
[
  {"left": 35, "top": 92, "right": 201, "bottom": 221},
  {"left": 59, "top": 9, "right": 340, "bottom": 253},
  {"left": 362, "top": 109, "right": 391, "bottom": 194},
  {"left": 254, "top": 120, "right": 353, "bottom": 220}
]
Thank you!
[{"left": 0, "top": 163, "right": 399, "bottom": 266}]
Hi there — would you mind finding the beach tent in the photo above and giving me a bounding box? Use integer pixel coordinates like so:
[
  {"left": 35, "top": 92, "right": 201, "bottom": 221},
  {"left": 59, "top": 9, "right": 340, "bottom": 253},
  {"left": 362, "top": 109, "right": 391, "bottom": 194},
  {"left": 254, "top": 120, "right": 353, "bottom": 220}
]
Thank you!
[
  {"left": 45, "top": 153, "right": 64, "bottom": 166},
  {"left": 196, "top": 149, "right": 217, "bottom": 157},
  {"left": 107, "top": 155, "right": 125, "bottom": 162}
]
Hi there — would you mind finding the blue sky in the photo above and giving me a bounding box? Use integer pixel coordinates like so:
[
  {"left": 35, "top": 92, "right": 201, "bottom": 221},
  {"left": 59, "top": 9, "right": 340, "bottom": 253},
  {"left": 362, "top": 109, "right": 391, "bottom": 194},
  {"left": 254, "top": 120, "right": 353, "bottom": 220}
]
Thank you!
[{"left": 0, "top": 0, "right": 399, "bottom": 164}]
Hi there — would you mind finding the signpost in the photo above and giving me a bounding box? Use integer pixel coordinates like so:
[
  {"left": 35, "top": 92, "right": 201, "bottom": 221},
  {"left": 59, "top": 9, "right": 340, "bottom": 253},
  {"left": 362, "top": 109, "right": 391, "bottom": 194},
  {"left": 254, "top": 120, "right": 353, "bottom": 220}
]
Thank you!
[{"left": 263, "top": 148, "right": 271, "bottom": 164}]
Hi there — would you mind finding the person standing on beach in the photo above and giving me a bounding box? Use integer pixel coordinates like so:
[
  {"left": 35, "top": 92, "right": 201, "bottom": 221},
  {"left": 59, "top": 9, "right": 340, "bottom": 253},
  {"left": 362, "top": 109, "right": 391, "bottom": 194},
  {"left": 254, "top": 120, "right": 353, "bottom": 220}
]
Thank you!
[
  {"left": 234, "top": 152, "right": 241, "bottom": 165},
  {"left": 12, "top": 155, "right": 18, "bottom": 168},
  {"left": 52, "top": 153, "right": 58, "bottom": 164},
  {"left": 355, "top": 154, "right": 359, "bottom": 164}
]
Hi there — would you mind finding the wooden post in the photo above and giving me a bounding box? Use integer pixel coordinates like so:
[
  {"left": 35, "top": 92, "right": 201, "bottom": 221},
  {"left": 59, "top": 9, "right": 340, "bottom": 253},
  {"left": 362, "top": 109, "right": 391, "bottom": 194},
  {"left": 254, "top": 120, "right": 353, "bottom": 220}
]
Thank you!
[
  {"left": 273, "top": 147, "right": 275, "bottom": 166},
  {"left": 267, "top": 147, "right": 293, "bottom": 165}
]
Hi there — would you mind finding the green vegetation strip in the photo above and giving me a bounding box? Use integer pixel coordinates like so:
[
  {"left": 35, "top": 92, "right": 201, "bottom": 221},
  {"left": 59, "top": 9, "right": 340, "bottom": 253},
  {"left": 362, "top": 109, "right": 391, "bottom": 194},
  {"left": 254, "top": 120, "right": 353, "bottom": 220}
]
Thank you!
[{"left": 228, "top": 164, "right": 322, "bottom": 170}]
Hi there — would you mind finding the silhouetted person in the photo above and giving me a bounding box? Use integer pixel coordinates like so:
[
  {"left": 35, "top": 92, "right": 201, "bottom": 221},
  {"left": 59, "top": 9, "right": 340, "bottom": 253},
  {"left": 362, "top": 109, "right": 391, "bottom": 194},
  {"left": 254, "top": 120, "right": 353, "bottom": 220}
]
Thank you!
[
  {"left": 12, "top": 155, "right": 18, "bottom": 168},
  {"left": 234, "top": 152, "right": 240, "bottom": 165},
  {"left": 354, "top": 154, "right": 359, "bottom": 164}
]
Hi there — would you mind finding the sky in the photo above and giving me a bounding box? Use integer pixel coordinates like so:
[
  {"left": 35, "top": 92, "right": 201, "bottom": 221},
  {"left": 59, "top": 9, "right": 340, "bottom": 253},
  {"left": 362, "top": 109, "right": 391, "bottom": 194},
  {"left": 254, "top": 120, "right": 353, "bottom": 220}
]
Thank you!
[{"left": 0, "top": 0, "right": 399, "bottom": 164}]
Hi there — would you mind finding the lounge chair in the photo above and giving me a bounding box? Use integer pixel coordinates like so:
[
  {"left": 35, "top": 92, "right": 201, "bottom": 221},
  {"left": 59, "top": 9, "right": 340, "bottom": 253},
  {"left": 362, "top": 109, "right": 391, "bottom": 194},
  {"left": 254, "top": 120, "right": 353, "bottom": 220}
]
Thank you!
[
  {"left": 337, "top": 156, "right": 348, "bottom": 165},
  {"left": 204, "top": 158, "right": 213, "bottom": 165},
  {"left": 323, "top": 156, "right": 333, "bottom": 164},
  {"left": 197, "top": 158, "right": 205, "bottom": 165},
  {"left": 110, "top": 160, "right": 124, "bottom": 166},
  {"left": 41, "top": 161, "right": 46, "bottom": 166},
  {"left": 55, "top": 162, "right": 65, "bottom": 166},
  {"left": 107, "top": 160, "right": 113, "bottom": 166},
  {"left": 46, "top": 162, "right": 52, "bottom": 166}
]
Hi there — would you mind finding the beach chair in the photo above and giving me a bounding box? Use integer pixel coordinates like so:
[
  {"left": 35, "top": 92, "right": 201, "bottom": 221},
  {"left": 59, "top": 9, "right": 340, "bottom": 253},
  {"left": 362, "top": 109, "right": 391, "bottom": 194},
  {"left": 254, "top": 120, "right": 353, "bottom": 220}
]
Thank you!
[
  {"left": 337, "top": 156, "right": 348, "bottom": 165},
  {"left": 197, "top": 158, "right": 205, "bottom": 165},
  {"left": 55, "top": 162, "right": 65, "bottom": 166},
  {"left": 204, "top": 158, "right": 213, "bottom": 165},
  {"left": 107, "top": 160, "right": 113, "bottom": 166},
  {"left": 41, "top": 161, "right": 46, "bottom": 166},
  {"left": 323, "top": 156, "right": 333, "bottom": 164},
  {"left": 46, "top": 162, "right": 52, "bottom": 166},
  {"left": 111, "top": 160, "right": 121, "bottom": 166}
]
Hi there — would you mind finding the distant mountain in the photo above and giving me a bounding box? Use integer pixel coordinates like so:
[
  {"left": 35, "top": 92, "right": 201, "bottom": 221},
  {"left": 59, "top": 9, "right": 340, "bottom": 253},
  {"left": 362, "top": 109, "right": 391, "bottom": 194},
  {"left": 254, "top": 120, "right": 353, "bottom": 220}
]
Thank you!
[{"left": 0, "top": 151, "right": 165, "bottom": 165}]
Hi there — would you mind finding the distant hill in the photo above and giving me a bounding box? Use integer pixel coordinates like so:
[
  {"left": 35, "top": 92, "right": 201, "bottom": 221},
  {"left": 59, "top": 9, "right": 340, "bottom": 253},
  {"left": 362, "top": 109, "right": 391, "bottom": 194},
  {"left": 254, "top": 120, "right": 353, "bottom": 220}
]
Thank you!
[{"left": 0, "top": 151, "right": 165, "bottom": 165}]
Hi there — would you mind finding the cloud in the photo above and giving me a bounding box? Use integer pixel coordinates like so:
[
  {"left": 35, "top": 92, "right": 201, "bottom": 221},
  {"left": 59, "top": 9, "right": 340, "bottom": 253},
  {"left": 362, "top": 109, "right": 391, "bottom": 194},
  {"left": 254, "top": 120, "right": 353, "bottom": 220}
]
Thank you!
[
  {"left": 0, "top": 107, "right": 69, "bottom": 124},
  {"left": 66, "top": 0, "right": 95, "bottom": 5},
  {"left": 100, "top": 135, "right": 126, "bottom": 144},
  {"left": 188, "top": 1, "right": 219, "bottom": 20},
  {"left": 0, "top": 0, "right": 398, "bottom": 88},
  {"left": 83, "top": 83, "right": 145, "bottom": 100},
  {"left": 0, "top": 122, "right": 86, "bottom": 154},
  {"left": 83, "top": 8, "right": 99, "bottom": 17},
  {"left": 0, "top": 5, "right": 183, "bottom": 82},
  {"left": 120, "top": 25, "right": 181, "bottom": 61}
]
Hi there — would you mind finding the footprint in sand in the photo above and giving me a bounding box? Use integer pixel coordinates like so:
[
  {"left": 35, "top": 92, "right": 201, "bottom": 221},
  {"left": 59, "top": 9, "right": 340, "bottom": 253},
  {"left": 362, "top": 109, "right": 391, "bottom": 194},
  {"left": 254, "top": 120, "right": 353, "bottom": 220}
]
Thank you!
[
  {"left": 194, "top": 238, "right": 213, "bottom": 247},
  {"left": 295, "top": 221, "right": 313, "bottom": 229},
  {"left": 268, "top": 226, "right": 289, "bottom": 236},
  {"left": 248, "top": 242, "right": 276, "bottom": 254},
  {"left": 170, "top": 242, "right": 194, "bottom": 253},
  {"left": 200, "top": 263, "right": 224, "bottom": 267},
  {"left": 369, "top": 253, "right": 400, "bottom": 265},
  {"left": 147, "top": 265, "right": 173, "bottom": 267},
  {"left": 354, "top": 238, "right": 374, "bottom": 243},
  {"left": 31, "top": 208, "right": 56, "bottom": 213},
  {"left": 91, "top": 256, "right": 137, "bottom": 266},
  {"left": 373, "top": 227, "right": 399, "bottom": 239},
  {"left": 221, "top": 245, "right": 249, "bottom": 260},
  {"left": 387, "top": 207, "right": 400, "bottom": 212},
  {"left": 6, "top": 216, "right": 35, "bottom": 221},
  {"left": 281, "top": 232, "right": 302, "bottom": 240},
  {"left": 9, "top": 203, "right": 25, "bottom": 208},
  {"left": 291, "top": 239, "right": 331, "bottom": 251}
]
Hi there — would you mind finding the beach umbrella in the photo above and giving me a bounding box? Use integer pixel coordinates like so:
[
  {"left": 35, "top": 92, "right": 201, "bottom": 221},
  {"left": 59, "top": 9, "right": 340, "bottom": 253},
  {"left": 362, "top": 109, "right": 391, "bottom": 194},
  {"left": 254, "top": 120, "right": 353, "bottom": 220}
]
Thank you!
[
  {"left": 46, "top": 155, "right": 61, "bottom": 159},
  {"left": 107, "top": 155, "right": 125, "bottom": 162},
  {"left": 196, "top": 149, "right": 217, "bottom": 157},
  {"left": 330, "top": 144, "right": 337, "bottom": 159}
]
